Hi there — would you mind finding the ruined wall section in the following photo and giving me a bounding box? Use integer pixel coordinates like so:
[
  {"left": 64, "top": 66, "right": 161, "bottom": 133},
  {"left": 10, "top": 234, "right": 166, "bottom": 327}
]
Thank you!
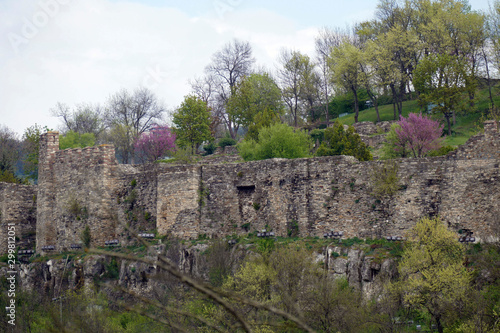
[
  {"left": 449, "top": 120, "right": 500, "bottom": 160},
  {"left": 0, "top": 183, "right": 37, "bottom": 253},
  {"left": 157, "top": 165, "right": 201, "bottom": 238},
  {"left": 36, "top": 132, "right": 119, "bottom": 252}
]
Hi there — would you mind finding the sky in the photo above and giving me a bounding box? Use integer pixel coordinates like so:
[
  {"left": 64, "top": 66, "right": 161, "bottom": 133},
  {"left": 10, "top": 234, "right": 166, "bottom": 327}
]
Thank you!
[{"left": 0, "top": 0, "right": 493, "bottom": 136}]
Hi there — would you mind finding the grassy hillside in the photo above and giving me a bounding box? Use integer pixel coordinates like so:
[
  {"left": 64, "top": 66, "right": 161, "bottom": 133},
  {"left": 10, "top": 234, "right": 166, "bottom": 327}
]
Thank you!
[{"left": 336, "top": 84, "right": 500, "bottom": 147}]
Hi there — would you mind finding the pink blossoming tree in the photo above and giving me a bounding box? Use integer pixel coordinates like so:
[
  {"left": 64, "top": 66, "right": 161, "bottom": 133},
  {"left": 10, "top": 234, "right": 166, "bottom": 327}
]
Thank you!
[
  {"left": 395, "top": 113, "right": 444, "bottom": 158},
  {"left": 134, "top": 124, "right": 176, "bottom": 163}
]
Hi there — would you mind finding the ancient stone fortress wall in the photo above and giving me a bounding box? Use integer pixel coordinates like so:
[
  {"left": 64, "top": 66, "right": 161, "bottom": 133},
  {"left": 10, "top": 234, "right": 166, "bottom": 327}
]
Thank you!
[
  {"left": 0, "top": 183, "right": 37, "bottom": 253},
  {"left": 158, "top": 120, "right": 500, "bottom": 242},
  {"left": 0, "top": 120, "right": 498, "bottom": 255}
]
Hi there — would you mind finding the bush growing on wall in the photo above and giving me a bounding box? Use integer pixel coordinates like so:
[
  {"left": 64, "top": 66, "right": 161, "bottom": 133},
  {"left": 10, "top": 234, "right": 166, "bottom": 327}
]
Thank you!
[{"left": 315, "top": 121, "right": 372, "bottom": 161}]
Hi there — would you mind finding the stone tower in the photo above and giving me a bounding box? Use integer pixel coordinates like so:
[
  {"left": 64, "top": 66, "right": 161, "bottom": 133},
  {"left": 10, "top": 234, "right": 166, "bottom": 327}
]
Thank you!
[{"left": 36, "top": 132, "right": 59, "bottom": 252}]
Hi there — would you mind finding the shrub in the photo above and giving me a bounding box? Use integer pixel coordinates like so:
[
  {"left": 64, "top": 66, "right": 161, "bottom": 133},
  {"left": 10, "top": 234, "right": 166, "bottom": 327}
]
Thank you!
[
  {"left": 370, "top": 160, "right": 400, "bottom": 199},
  {"left": 379, "top": 123, "right": 408, "bottom": 159},
  {"left": 315, "top": 121, "right": 372, "bottom": 161},
  {"left": 218, "top": 137, "right": 237, "bottom": 148},
  {"left": 81, "top": 225, "right": 91, "bottom": 248},
  {"left": 427, "top": 145, "right": 456, "bottom": 157},
  {"left": 203, "top": 142, "right": 217, "bottom": 155},
  {"left": 238, "top": 123, "right": 311, "bottom": 161}
]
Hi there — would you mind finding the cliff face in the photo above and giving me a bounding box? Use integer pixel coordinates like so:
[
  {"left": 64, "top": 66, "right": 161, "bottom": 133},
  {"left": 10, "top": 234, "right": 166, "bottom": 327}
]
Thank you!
[{"left": 4, "top": 242, "right": 397, "bottom": 301}]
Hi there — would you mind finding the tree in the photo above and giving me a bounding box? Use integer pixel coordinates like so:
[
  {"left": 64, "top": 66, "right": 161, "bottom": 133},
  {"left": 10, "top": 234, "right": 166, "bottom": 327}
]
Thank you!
[
  {"left": 315, "top": 27, "right": 346, "bottom": 126},
  {"left": 106, "top": 87, "right": 165, "bottom": 163},
  {"left": 237, "top": 123, "right": 311, "bottom": 161},
  {"left": 22, "top": 124, "right": 47, "bottom": 182},
  {"left": 226, "top": 72, "right": 284, "bottom": 130},
  {"left": 394, "top": 113, "right": 444, "bottom": 158},
  {"left": 205, "top": 39, "right": 255, "bottom": 139},
  {"left": 328, "top": 40, "right": 366, "bottom": 123},
  {"left": 315, "top": 121, "right": 372, "bottom": 161},
  {"left": 413, "top": 53, "right": 469, "bottom": 135},
  {"left": 133, "top": 125, "right": 176, "bottom": 163},
  {"left": 277, "top": 49, "right": 318, "bottom": 127},
  {"left": 395, "top": 217, "right": 472, "bottom": 333},
  {"left": 0, "top": 125, "right": 22, "bottom": 183},
  {"left": 59, "top": 131, "right": 95, "bottom": 150},
  {"left": 51, "top": 102, "right": 106, "bottom": 141},
  {"left": 172, "top": 95, "right": 212, "bottom": 154}
]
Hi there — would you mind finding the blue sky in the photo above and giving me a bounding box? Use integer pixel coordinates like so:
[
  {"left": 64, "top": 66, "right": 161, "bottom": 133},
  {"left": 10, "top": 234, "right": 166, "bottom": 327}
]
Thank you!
[{"left": 0, "top": 0, "right": 494, "bottom": 135}]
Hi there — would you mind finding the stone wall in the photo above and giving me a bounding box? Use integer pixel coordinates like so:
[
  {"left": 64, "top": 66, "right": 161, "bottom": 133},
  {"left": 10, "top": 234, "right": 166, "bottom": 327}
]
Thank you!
[
  {"left": 0, "top": 183, "right": 37, "bottom": 253},
  {"left": 3, "top": 120, "right": 496, "bottom": 255},
  {"left": 36, "top": 132, "right": 120, "bottom": 252},
  {"left": 153, "top": 155, "right": 499, "bottom": 242}
]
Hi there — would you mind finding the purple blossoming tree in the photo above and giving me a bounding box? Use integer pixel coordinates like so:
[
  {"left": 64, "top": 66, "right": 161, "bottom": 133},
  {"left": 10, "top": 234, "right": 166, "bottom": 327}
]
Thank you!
[
  {"left": 134, "top": 124, "right": 176, "bottom": 163},
  {"left": 395, "top": 113, "right": 444, "bottom": 158}
]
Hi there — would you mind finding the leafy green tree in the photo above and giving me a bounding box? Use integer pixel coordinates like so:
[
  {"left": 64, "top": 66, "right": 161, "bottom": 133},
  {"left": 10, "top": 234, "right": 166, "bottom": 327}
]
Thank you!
[
  {"left": 227, "top": 73, "right": 284, "bottom": 130},
  {"left": 395, "top": 217, "right": 472, "bottom": 333},
  {"left": 329, "top": 40, "right": 366, "bottom": 123},
  {"left": 413, "top": 53, "right": 469, "bottom": 135},
  {"left": 172, "top": 95, "right": 213, "bottom": 154},
  {"left": 59, "top": 131, "right": 96, "bottom": 150},
  {"left": 245, "top": 107, "right": 281, "bottom": 142},
  {"left": 237, "top": 123, "right": 311, "bottom": 161},
  {"left": 315, "top": 121, "right": 372, "bottom": 161}
]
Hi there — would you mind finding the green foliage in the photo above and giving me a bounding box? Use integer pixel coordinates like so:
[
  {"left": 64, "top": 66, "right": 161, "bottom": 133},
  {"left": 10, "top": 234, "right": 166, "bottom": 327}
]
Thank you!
[
  {"left": 427, "top": 145, "right": 457, "bottom": 157},
  {"left": 202, "top": 141, "right": 217, "bottom": 155},
  {"left": 238, "top": 123, "right": 311, "bottom": 161},
  {"left": 0, "top": 169, "right": 26, "bottom": 184},
  {"left": 22, "top": 124, "right": 47, "bottom": 181},
  {"left": 246, "top": 107, "right": 281, "bottom": 142},
  {"left": 173, "top": 95, "right": 213, "bottom": 154},
  {"left": 379, "top": 123, "right": 409, "bottom": 159},
  {"left": 394, "top": 217, "right": 472, "bottom": 333},
  {"left": 67, "top": 196, "right": 88, "bottom": 220},
  {"left": 309, "top": 128, "right": 325, "bottom": 144},
  {"left": 315, "top": 121, "right": 372, "bottom": 161},
  {"left": 218, "top": 137, "right": 237, "bottom": 148},
  {"left": 370, "top": 160, "right": 400, "bottom": 199},
  {"left": 252, "top": 202, "right": 261, "bottom": 210},
  {"left": 227, "top": 72, "right": 284, "bottom": 130},
  {"left": 81, "top": 225, "right": 91, "bottom": 248},
  {"left": 59, "top": 131, "right": 95, "bottom": 150},
  {"left": 287, "top": 219, "right": 299, "bottom": 237}
]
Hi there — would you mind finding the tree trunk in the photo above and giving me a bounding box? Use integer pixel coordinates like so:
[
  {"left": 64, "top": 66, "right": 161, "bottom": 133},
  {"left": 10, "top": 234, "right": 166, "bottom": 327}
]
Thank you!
[
  {"left": 445, "top": 113, "right": 452, "bottom": 136},
  {"left": 352, "top": 87, "right": 359, "bottom": 123},
  {"left": 324, "top": 77, "right": 330, "bottom": 127},
  {"left": 390, "top": 84, "right": 398, "bottom": 120},
  {"left": 484, "top": 48, "right": 495, "bottom": 107},
  {"left": 367, "top": 89, "right": 380, "bottom": 122}
]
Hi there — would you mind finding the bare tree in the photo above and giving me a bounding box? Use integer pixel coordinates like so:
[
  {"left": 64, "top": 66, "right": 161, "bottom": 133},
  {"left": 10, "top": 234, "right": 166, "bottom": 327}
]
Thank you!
[
  {"left": 105, "top": 87, "right": 165, "bottom": 164},
  {"left": 204, "top": 39, "right": 255, "bottom": 139},
  {"left": 277, "top": 49, "right": 318, "bottom": 127},
  {"left": 51, "top": 102, "right": 106, "bottom": 140},
  {"left": 315, "top": 27, "right": 346, "bottom": 126}
]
